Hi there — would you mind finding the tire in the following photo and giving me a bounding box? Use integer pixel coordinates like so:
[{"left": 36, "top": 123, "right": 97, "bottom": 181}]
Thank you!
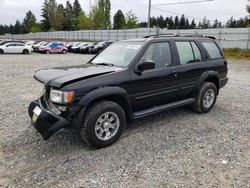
[
  {"left": 23, "top": 49, "right": 29, "bottom": 54},
  {"left": 0, "top": 49, "right": 4, "bottom": 54},
  {"left": 62, "top": 50, "right": 67, "bottom": 54},
  {"left": 80, "top": 101, "right": 126, "bottom": 148},
  {"left": 45, "top": 50, "right": 50, "bottom": 54},
  {"left": 193, "top": 82, "right": 218, "bottom": 113}
]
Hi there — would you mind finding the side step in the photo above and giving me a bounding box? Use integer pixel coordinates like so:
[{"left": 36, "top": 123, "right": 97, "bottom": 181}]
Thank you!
[{"left": 133, "top": 98, "right": 195, "bottom": 119}]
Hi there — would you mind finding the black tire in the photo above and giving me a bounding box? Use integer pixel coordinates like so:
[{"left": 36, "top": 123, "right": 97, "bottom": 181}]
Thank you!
[
  {"left": 45, "top": 50, "right": 50, "bottom": 54},
  {"left": 0, "top": 49, "right": 4, "bottom": 54},
  {"left": 193, "top": 82, "right": 218, "bottom": 113},
  {"left": 23, "top": 49, "right": 29, "bottom": 54},
  {"left": 80, "top": 101, "right": 126, "bottom": 148},
  {"left": 62, "top": 50, "right": 67, "bottom": 54}
]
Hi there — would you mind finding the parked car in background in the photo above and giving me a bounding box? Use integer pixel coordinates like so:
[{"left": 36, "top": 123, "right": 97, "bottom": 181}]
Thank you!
[
  {"left": 79, "top": 42, "right": 97, "bottom": 54},
  {"left": 89, "top": 41, "right": 113, "bottom": 54},
  {"left": 0, "top": 42, "right": 32, "bottom": 54},
  {"left": 32, "top": 41, "right": 49, "bottom": 52},
  {"left": 71, "top": 42, "right": 87, "bottom": 53},
  {"left": 25, "top": 40, "right": 36, "bottom": 46},
  {"left": 38, "top": 42, "right": 67, "bottom": 54},
  {"left": 67, "top": 42, "right": 81, "bottom": 52}
]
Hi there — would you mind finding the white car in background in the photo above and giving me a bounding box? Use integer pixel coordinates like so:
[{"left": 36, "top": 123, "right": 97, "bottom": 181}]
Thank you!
[{"left": 0, "top": 42, "right": 32, "bottom": 54}]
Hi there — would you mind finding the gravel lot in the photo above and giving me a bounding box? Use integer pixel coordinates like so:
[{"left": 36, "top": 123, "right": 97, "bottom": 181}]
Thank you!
[{"left": 0, "top": 54, "right": 249, "bottom": 188}]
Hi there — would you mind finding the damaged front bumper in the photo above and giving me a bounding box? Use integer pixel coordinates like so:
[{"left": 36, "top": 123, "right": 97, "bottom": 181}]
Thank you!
[{"left": 28, "top": 97, "right": 69, "bottom": 140}]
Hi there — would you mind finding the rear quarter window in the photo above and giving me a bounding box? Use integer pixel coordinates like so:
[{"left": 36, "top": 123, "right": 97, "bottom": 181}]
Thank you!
[{"left": 202, "top": 41, "right": 223, "bottom": 59}]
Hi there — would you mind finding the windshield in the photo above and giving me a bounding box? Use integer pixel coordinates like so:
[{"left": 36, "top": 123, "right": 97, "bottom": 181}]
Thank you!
[{"left": 91, "top": 41, "right": 145, "bottom": 67}]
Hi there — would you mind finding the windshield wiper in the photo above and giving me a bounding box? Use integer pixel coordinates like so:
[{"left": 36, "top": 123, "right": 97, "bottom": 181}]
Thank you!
[{"left": 95, "top": 62, "right": 114, "bottom": 67}]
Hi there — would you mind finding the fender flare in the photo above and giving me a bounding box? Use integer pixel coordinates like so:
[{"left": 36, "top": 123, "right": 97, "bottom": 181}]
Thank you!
[
  {"left": 196, "top": 70, "right": 220, "bottom": 91},
  {"left": 78, "top": 86, "right": 133, "bottom": 118}
]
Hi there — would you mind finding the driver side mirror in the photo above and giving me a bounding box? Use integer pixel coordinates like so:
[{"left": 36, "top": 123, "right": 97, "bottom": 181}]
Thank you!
[{"left": 136, "top": 60, "right": 155, "bottom": 74}]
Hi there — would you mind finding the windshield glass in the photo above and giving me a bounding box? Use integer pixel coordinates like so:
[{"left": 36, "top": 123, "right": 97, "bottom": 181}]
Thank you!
[{"left": 91, "top": 41, "right": 145, "bottom": 67}]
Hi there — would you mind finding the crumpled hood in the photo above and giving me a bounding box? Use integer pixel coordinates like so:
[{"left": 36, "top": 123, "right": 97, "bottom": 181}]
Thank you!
[{"left": 34, "top": 64, "right": 122, "bottom": 88}]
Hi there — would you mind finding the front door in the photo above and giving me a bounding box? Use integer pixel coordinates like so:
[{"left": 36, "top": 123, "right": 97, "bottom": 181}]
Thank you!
[{"left": 129, "top": 41, "right": 179, "bottom": 112}]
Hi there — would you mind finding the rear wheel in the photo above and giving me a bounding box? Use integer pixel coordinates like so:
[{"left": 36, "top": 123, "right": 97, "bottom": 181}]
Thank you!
[
  {"left": 23, "top": 49, "right": 29, "bottom": 54},
  {"left": 80, "top": 101, "right": 126, "bottom": 148},
  {"left": 193, "top": 82, "right": 217, "bottom": 113},
  {"left": 62, "top": 49, "right": 67, "bottom": 54},
  {"left": 0, "top": 49, "right": 4, "bottom": 54},
  {"left": 45, "top": 50, "right": 50, "bottom": 54}
]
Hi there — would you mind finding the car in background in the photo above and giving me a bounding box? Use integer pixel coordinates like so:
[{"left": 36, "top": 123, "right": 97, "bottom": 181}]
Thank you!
[
  {"left": 67, "top": 42, "right": 81, "bottom": 52},
  {"left": 71, "top": 42, "right": 88, "bottom": 53},
  {"left": 25, "top": 40, "right": 36, "bottom": 46},
  {"left": 38, "top": 42, "right": 67, "bottom": 54},
  {"left": 32, "top": 41, "right": 48, "bottom": 52},
  {"left": 0, "top": 42, "right": 32, "bottom": 54},
  {"left": 89, "top": 41, "right": 113, "bottom": 54},
  {"left": 80, "top": 42, "right": 98, "bottom": 54}
]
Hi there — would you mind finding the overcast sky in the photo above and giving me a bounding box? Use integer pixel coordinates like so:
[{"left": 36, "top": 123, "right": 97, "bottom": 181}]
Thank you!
[{"left": 0, "top": 0, "right": 248, "bottom": 25}]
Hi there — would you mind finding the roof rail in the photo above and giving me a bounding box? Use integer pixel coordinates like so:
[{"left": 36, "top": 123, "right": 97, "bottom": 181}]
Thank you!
[
  {"left": 143, "top": 33, "right": 216, "bottom": 40},
  {"left": 143, "top": 33, "right": 176, "bottom": 38}
]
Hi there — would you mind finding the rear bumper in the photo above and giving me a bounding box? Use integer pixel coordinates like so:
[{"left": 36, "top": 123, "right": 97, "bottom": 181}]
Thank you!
[
  {"left": 28, "top": 98, "right": 69, "bottom": 140},
  {"left": 220, "top": 77, "right": 228, "bottom": 88}
]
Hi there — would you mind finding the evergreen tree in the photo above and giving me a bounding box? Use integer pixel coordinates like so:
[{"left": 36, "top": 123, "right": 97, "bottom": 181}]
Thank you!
[
  {"left": 190, "top": 19, "right": 196, "bottom": 29},
  {"left": 174, "top": 16, "right": 179, "bottom": 29},
  {"left": 41, "top": 0, "right": 50, "bottom": 31},
  {"left": 22, "top": 10, "right": 37, "bottom": 33},
  {"left": 113, "top": 10, "right": 126, "bottom": 29},
  {"left": 179, "top": 15, "right": 186, "bottom": 29},
  {"left": 55, "top": 4, "right": 66, "bottom": 30},
  {"left": 185, "top": 18, "right": 190, "bottom": 29},
  {"left": 168, "top": 16, "right": 174, "bottom": 29},
  {"left": 65, "top": 0, "right": 74, "bottom": 30},
  {"left": 14, "top": 20, "right": 22, "bottom": 34},
  {"left": 73, "top": 0, "right": 82, "bottom": 18},
  {"left": 41, "top": 0, "right": 57, "bottom": 31}
]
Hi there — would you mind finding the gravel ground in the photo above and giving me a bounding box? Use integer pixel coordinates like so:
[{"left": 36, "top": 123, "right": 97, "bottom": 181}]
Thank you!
[{"left": 0, "top": 54, "right": 250, "bottom": 188}]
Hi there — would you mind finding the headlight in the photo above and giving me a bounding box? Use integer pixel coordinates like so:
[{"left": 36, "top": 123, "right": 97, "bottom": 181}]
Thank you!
[{"left": 50, "top": 89, "right": 74, "bottom": 104}]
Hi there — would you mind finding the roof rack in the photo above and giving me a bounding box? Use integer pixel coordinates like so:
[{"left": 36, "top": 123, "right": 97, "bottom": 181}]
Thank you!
[
  {"left": 143, "top": 33, "right": 216, "bottom": 40},
  {"left": 143, "top": 33, "right": 176, "bottom": 38}
]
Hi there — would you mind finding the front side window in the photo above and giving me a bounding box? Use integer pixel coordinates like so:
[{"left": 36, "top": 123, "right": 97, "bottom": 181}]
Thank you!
[
  {"left": 202, "top": 41, "right": 222, "bottom": 59},
  {"left": 176, "top": 41, "right": 202, "bottom": 65},
  {"left": 91, "top": 42, "right": 145, "bottom": 67},
  {"left": 139, "top": 42, "right": 172, "bottom": 70}
]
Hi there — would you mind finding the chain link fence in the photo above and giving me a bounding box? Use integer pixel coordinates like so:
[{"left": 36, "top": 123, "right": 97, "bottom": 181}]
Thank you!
[{"left": 1, "top": 28, "right": 250, "bottom": 49}]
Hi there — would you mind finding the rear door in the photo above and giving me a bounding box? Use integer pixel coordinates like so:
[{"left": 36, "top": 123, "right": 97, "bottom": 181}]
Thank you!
[
  {"left": 173, "top": 40, "right": 210, "bottom": 99},
  {"left": 15, "top": 43, "right": 25, "bottom": 53},
  {"left": 129, "top": 41, "right": 179, "bottom": 112}
]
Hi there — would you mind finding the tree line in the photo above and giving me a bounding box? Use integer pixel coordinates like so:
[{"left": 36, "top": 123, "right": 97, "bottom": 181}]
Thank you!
[{"left": 0, "top": 0, "right": 249, "bottom": 35}]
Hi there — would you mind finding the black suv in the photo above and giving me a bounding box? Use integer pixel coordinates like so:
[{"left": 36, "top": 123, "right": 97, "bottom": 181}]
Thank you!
[{"left": 28, "top": 34, "right": 228, "bottom": 148}]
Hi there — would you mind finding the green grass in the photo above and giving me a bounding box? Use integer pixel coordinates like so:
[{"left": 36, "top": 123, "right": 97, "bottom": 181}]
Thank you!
[{"left": 223, "top": 48, "right": 250, "bottom": 60}]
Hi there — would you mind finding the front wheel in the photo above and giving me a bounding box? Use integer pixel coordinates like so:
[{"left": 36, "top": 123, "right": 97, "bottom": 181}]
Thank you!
[
  {"left": 0, "top": 49, "right": 4, "bottom": 54},
  {"left": 62, "top": 50, "right": 67, "bottom": 54},
  {"left": 23, "top": 49, "right": 29, "bottom": 54},
  {"left": 193, "top": 82, "right": 218, "bottom": 113},
  {"left": 80, "top": 101, "right": 126, "bottom": 148}
]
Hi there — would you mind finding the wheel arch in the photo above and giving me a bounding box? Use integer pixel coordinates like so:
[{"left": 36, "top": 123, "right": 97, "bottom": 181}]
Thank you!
[
  {"left": 197, "top": 71, "right": 220, "bottom": 95},
  {"left": 78, "top": 86, "right": 133, "bottom": 121}
]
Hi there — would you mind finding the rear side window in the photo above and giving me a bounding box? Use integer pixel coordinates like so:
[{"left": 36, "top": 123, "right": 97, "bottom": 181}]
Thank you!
[
  {"left": 202, "top": 41, "right": 222, "bottom": 59},
  {"left": 176, "top": 41, "right": 202, "bottom": 65}
]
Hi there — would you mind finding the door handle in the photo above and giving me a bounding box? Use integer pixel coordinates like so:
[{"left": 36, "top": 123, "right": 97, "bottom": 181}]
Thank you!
[{"left": 171, "top": 70, "right": 178, "bottom": 78}]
